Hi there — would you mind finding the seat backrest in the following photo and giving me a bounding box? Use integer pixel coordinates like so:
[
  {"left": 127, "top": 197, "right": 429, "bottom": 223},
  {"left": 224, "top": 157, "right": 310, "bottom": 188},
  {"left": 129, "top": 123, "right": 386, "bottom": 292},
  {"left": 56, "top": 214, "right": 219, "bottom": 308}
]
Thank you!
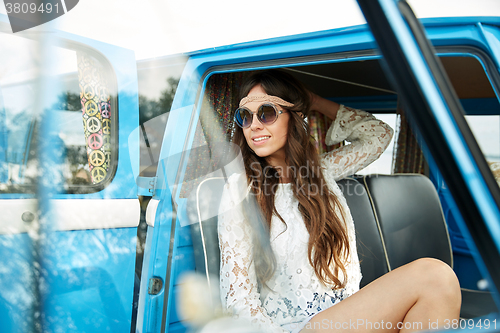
[
  {"left": 187, "top": 177, "right": 226, "bottom": 288},
  {"left": 362, "top": 174, "right": 453, "bottom": 269},
  {"left": 337, "top": 178, "right": 389, "bottom": 287}
]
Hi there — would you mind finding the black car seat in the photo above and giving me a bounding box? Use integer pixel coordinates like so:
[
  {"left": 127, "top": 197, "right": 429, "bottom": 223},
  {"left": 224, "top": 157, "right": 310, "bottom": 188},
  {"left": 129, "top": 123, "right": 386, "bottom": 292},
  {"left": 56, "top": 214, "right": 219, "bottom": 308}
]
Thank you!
[
  {"left": 362, "top": 174, "right": 498, "bottom": 318},
  {"left": 336, "top": 178, "right": 389, "bottom": 288}
]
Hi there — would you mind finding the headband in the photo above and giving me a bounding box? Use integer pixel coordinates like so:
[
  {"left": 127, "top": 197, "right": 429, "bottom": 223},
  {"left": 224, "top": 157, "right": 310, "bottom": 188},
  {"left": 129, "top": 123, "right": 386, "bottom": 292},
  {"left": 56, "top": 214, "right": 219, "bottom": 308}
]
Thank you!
[{"left": 239, "top": 94, "right": 295, "bottom": 108}]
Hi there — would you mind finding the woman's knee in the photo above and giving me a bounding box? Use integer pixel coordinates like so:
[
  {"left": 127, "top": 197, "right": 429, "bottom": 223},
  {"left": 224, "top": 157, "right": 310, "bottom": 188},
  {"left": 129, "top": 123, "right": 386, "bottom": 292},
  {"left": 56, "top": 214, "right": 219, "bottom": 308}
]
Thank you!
[
  {"left": 410, "top": 258, "right": 457, "bottom": 282},
  {"left": 409, "top": 258, "right": 461, "bottom": 303}
]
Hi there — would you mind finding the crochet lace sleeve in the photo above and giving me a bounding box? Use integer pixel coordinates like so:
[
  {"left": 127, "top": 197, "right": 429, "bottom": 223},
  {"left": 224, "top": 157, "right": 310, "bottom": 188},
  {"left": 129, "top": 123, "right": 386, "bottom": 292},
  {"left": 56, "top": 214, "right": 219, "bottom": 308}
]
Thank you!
[
  {"left": 321, "top": 105, "right": 394, "bottom": 180},
  {"left": 218, "top": 174, "right": 286, "bottom": 333}
]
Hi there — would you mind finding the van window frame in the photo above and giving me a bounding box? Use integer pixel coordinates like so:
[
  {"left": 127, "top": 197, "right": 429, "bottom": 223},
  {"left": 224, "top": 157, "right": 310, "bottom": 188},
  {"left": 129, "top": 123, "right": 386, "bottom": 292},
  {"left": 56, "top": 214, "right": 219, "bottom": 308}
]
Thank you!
[
  {"left": 60, "top": 40, "right": 120, "bottom": 194},
  {"left": 0, "top": 37, "right": 120, "bottom": 195}
]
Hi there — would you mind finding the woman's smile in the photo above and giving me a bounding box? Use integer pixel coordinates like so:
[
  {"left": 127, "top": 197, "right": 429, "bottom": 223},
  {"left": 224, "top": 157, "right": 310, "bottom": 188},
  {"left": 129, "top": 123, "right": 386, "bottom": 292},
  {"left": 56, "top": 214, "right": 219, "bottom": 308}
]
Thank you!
[{"left": 252, "top": 135, "right": 271, "bottom": 144}]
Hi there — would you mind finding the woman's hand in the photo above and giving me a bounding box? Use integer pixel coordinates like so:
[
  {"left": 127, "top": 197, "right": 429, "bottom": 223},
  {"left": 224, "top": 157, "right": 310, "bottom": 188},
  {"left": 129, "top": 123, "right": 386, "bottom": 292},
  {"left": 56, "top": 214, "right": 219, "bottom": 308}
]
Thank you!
[{"left": 308, "top": 90, "right": 341, "bottom": 121}]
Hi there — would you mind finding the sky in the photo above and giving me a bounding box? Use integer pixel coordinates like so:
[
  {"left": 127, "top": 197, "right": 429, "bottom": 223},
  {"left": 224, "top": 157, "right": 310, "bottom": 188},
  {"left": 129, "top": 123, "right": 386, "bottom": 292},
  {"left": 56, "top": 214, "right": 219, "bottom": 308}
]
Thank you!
[{"left": 1, "top": 0, "right": 500, "bottom": 59}]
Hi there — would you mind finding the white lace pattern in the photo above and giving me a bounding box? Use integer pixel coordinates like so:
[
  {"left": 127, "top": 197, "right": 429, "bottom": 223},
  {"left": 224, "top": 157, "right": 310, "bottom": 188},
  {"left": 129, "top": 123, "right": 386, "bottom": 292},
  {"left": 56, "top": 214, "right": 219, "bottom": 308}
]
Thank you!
[{"left": 218, "top": 105, "right": 394, "bottom": 332}]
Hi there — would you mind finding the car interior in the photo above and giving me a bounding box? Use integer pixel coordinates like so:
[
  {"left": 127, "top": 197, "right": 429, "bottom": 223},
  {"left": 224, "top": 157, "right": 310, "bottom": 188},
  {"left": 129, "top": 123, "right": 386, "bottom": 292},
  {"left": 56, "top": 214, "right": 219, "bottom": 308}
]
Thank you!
[{"left": 178, "top": 50, "right": 500, "bottom": 324}]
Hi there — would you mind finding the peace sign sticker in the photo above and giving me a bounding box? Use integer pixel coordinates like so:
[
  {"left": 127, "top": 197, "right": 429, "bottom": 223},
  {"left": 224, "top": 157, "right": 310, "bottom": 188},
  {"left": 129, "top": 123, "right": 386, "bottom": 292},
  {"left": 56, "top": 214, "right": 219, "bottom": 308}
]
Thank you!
[
  {"left": 91, "top": 167, "right": 107, "bottom": 183},
  {"left": 86, "top": 117, "right": 102, "bottom": 134},
  {"left": 99, "top": 87, "right": 110, "bottom": 102},
  {"left": 83, "top": 84, "right": 95, "bottom": 100},
  {"left": 102, "top": 119, "right": 111, "bottom": 135},
  {"left": 89, "top": 150, "right": 106, "bottom": 167},
  {"left": 101, "top": 102, "right": 111, "bottom": 118},
  {"left": 105, "top": 151, "right": 112, "bottom": 163},
  {"left": 85, "top": 100, "right": 99, "bottom": 117},
  {"left": 87, "top": 134, "right": 103, "bottom": 149}
]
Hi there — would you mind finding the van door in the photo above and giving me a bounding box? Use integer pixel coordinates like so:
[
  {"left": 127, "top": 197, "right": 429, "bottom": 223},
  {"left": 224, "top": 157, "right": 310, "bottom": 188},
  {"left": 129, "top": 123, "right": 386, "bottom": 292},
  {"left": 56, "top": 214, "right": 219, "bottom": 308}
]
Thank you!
[
  {"left": 356, "top": 0, "right": 500, "bottom": 304},
  {"left": 0, "top": 17, "right": 140, "bottom": 332},
  {"left": 134, "top": 65, "right": 198, "bottom": 332}
]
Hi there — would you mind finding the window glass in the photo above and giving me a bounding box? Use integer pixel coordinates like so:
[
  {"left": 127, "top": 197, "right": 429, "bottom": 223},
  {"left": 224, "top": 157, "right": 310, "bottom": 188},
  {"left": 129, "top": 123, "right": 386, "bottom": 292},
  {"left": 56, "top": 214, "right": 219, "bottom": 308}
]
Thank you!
[
  {"left": 438, "top": 54, "right": 500, "bottom": 176},
  {"left": 465, "top": 115, "right": 500, "bottom": 183},
  {"left": 465, "top": 115, "right": 500, "bottom": 162},
  {"left": 440, "top": 54, "right": 500, "bottom": 185},
  {"left": 0, "top": 33, "right": 39, "bottom": 191},
  {"left": 0, "top": 32, "right": 117, "bottom": 193},
  {"left": 179, "top": 72, "right": 242, "bottom": 200},
  {"left": 136, "top": 56, "right": 187, "bottom": 177}
]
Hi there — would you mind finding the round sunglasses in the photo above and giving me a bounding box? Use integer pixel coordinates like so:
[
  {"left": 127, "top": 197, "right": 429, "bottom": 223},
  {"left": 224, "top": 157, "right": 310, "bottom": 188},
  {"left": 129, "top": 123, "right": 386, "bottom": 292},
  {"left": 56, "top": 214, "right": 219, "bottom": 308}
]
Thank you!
[{"left": 234, "top": 103, "right": 285, "bottom": 128}]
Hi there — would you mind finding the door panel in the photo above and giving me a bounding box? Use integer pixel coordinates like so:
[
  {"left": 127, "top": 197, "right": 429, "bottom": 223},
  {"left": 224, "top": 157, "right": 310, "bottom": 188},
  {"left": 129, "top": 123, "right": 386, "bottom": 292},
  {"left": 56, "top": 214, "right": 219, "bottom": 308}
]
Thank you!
[{"left": 0, "top": 18, "right": 140, "bottom": 332}]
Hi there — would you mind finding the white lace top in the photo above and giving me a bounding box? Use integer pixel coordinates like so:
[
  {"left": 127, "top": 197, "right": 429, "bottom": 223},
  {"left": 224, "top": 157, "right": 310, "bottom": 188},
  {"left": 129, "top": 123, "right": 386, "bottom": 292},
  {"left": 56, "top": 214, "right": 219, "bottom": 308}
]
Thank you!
[{"left": 218, "top": 105, "right": 394, "bottom": 332}]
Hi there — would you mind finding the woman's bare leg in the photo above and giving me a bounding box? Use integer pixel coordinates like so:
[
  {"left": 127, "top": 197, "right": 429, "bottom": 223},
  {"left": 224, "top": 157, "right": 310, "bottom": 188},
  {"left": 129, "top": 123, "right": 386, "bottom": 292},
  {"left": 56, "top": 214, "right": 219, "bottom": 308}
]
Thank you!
[{"left": 301, "top": 258, "right": 461, "bottom": 333}]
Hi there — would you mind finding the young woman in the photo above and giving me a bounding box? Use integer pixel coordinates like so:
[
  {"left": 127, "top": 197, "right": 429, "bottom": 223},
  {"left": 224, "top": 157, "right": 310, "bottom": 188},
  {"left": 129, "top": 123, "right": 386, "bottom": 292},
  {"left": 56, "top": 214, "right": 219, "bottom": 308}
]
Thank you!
[{"left": 217, "top": 70, "right": 461, "bottom": 333}]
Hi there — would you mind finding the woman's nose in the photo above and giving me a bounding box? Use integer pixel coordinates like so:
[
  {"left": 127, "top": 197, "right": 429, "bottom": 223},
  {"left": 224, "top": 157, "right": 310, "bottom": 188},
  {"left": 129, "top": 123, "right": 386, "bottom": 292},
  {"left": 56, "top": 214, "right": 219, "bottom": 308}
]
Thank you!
[{"left": 249, "top": 113, "right": 263, "bottom": 130}]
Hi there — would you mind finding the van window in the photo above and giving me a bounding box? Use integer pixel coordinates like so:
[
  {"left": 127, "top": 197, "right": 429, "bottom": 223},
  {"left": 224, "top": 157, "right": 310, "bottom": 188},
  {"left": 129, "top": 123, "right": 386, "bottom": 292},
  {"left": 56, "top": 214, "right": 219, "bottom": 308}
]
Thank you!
[
  {"left": 0, "top": 32, "right": 118, "bottom": 193},
  {"left": 465, "top": 115, "right": 500, "bottom": 163},
  {"left": 442, "top": 54, "right": 500, "bottom": 185},
  {"left": 137, "top": 56, "right": 187, "bottom": 177},
  {"left": 465, "top": 114, "right": 500, "bottom": 183}
]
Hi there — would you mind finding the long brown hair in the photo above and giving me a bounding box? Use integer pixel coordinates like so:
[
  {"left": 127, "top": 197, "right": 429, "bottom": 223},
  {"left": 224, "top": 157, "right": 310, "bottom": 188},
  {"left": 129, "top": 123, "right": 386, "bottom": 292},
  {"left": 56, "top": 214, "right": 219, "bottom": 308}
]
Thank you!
[{"left": 233, "top": 69, "right": 350, "bottom": 289}]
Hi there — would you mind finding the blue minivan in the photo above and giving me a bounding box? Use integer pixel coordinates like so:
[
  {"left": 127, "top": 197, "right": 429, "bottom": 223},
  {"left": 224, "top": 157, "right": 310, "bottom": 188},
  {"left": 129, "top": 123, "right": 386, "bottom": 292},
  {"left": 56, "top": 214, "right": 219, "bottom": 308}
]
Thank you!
[{"left": 1, "top": 0, "right": 499, "bottom": 332}]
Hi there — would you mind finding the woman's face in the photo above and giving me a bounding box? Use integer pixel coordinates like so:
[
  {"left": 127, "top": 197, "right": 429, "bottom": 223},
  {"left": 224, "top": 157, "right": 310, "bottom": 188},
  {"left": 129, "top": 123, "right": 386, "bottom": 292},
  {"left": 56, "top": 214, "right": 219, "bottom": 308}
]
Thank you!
[{"left": 242, "top": 84, "right": 290, "bottom": 166}]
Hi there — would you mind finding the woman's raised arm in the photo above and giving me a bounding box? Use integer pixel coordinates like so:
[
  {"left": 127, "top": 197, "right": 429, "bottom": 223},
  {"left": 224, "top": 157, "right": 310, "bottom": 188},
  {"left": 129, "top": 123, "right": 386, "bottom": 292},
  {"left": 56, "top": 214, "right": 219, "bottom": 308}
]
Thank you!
[{"left": 309, "top": 94, "right": 393, "bottom": 180}]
